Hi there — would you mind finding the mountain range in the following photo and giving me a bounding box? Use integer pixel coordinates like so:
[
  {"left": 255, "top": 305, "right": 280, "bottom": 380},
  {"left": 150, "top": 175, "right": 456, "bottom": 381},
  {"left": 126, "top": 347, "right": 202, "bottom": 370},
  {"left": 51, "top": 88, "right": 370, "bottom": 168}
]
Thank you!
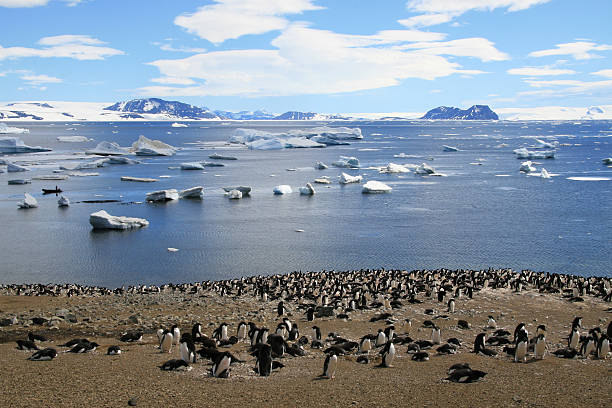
[{"left": 421, "top": 105, "right": 499, "bottom": 120}]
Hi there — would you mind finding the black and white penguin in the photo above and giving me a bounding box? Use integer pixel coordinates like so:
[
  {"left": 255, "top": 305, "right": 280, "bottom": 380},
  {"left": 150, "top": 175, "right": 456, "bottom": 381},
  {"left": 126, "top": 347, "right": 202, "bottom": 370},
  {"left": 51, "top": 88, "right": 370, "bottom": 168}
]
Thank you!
[
  {"left": 580, "top": 336, "right": 596, "bottom": 358},
  {"left": 448, "top": 362, "right": 470, "bottom": 375},
  {"left": 375, "top": 329, "right": 387, "bottom": 347},
  {"left": 437, "top": 288, "right": 445, "bottom": 302},
  {"left": 171, "top": 325, "right": 181, "bottom": 346},
  {"left": 156, "top": 328, "right": 164, "bottom": 344},
  {"left": 597, "top": 334, "right": 610, "bottom": 359},
  {"left": 446, "top": 368, "right": 487, "bottom": 383},
  {"left": 384, "top": 325, "right": 395, "bottom": 342},
  {"left": 288, "top": 324, "right": 299, "bottom": 341},
  {"left": 276, "top": 323, "right": 289, "bottom": 339},
  {"left": 321, "top": 352, "right": 338, "bottom": 379},
  {"left": 28, "top": 332, "right": 48, "bottom": 343},
  {"left": 474, "top": 333, "right": 497, "bottom": 356},
  {"left": 607, "top": 321, "right": 612, "bottom": 339},
  {"left": 487, "top": 316, "right": 497, "bottom": 329},
  {"left": 437, "top": 343, "right": 457, "bottom": 355},
  {"left": 358, "top": 336, "right": 372, "bottom": 353},
  {"left": 255, "top": 344, "right": 273, "bottom": 376},
  {"left": 306, "top": 308, "right": 315, "bottom": 321},
  {"left": 212, "top": 352, "right": 232, "bottom": 378},
  {"left": 312, "top": 326, "right": 322, "bottom": 341},
  {"left": 16, "top": 340, "right": 39, "bottom": 351},
  {"left": 268, "top": 334, "right": 287, "bottom": 358},
  {"left": 213, "top": 323, "right": 229, "bottom": 342},
  {"left": 107, "top": 345, "right": 122, "bottom": 355},
  {"left": 534, "top": 333, "right": 546, "bottom": 360},
  {"left": 458, "top": 320, "right": 470, "bottom": 330},
  {"left": 250, "top": 328, "right": 260, "bottom": 347},
  {"left": 236, "top": 322, "right": 247, "bottom": 341},
  {"left": 378, "top": 340, "right": 396, "bottom": 367},
  {"left": 277, "top": 301, "right": 286, "bottom": 317},
  {"left": 568, "top": 325, "right": 580, "bottom": 350},
  {"left": 447, "top": 298, "right": 455, "bottom": 313},
  {"left": 159, "top": 359, "right": 190, "bottom": 371},
  {"left": 61, "top": 338, "right": 89, "bottom": 347},
  {"left": 120, "top": 331, "right": 142, "bottom": 342},
  {"left": 256, "top": 327, "right": 269, "bottom": 345},
  {"left": 514, "top": 332, "right": 528, "bottom": 363},
  {"left": 179, "top": 335, "right": 197, "bottom": 363},
  {"left": 513, "top": 323, "right": 528, "bottom": 343},
  {"left": 192, "top": 323, "right": 203, "bottom": 340},
  {"left": 28, "top": 348, "right": 57, "bottom": 361},
  {"left": 160, "top": 330, "right": 173, "bottom": 353},
  {"left": 282, "top": 318, "right": 292, "bottom": 332},
  {"left": 431, "top": 326, "right": 441, "bottom": 345},
  {"left": 69, "top": 341, "right": 99, "bottom": 353},
  {"left": 412, "top": 351, "right": 430, "bottom": 362}
]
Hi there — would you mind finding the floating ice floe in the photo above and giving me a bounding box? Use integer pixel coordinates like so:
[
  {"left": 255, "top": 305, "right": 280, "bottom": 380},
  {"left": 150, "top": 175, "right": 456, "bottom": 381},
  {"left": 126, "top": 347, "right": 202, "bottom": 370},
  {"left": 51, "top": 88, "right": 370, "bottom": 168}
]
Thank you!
[
  {"left": 146, "top": 189, "right": 179, "bottom": 202},
  {"left": 314, "top": 161, "right": 328, "bottom": 170},
  {"left": 121, "top": 176, "right": 158, "bottom": 182},
  {"left": 8, "top": 179, "right": 31, "bottom": 185},
  {"left": 179, "top": 186, "right": 204, "bottom": 199},
  {"left": 314, "top": 178, "right": 331, "bottom": 184},
  {"left": 7, "top": 162, "right": 28, "bottom": 172},
  {"left": 362, "top": 181, "right": 392, "bottom": 194},
  {"left": 202, "top": 162, "right": 225, "bottom": 167},
  {"left": 380, "top": 163, "right": 411, "bottom": 174},
  {"left": 0, "top": 123, "right": 29, "bottom": 134},
  {"left": 442, "top": 145, "right": 460, "bottom": 152},
  {"left": 332, "top": 156, "right": 360, "bottom": 168},
  {"left": 68, "top": 172, "right": 99, "bottom": 177},
  {"left": 414, "top": 163, "right": 435, "bottom": 175},
  {"left": 227, "top": 189, "right": 243, "bottom": 199},
  {"left": 107, "top": 156, "right": 139, "bottom": 165},
  {"left": 57, "top": 136, "right": 92, "bottom": 143},
  {"left": 229, "top": 126, "right": 361, "bottom": 150},
  {"left": 513, "top": 147, "right": 555, "bottom": 159},
  {"left": 17, "top": 193, "right": 38, "bottom": 209},
  {"left": 0, "top": 137, "right": 50, "bottom": 154},
  {"left": 180, "top": 162, "right": 205, "bottom": 170},
  {"left": 86, "top": 141, "right": 130, "bottom": 156},
  {"left": 533, "top": 138, "right": 558, "bottom": 149},
  {"left": 520, "top": 161, "right": 536, "bottom": 173},
  {"left": 540, "top": 168, "right": 551, "bottom": 179},
  {"left": 167, "top": 247, "right": 179, "bottom": 252},
  {"left": 339, "top": 172, "right": 363, "bottom": 184},
  {"left": 223, "top": 186, "right": 251, "bottom": 196},
  {"left": 299, "top": 183, "right": 316, "bottom": 195},
  {"left": 60, "top": 158, "right": 109, "bottom": 171},
  {"left": 32, "top": 175, "right": 69, "bottom": 180},
  {"left": 89, "top": 210, "right": 149, "bottom": 230},
  {"left": 57, "top": 196, "right": 70, "bottom": 207},
  {"left": 209, "top": 153, "right": 237, "bottom": 160},
  {"left": 132, "top": 135, "right": 176, "bottom": 156},
  {"left": 273, "top": 185, "right": 292, "bottom": 195},
  {"left": 171, "top": 123, "right": 188, "bottom": 128},
  {"left": 566, "top": 176, "right": 611, "bottom": 181},
  {"left": 247, "top": 138, "right": 286, "bottom": 150}
]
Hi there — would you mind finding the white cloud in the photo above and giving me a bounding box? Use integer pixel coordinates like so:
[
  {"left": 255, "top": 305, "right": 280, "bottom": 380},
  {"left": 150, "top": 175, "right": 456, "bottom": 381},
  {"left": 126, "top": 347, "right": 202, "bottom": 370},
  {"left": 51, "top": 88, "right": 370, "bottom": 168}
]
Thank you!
[
  {"left": 141, "top": 24, "right": 502, "bottom": 97},
  {"left": 0, "top": 35, "right": 124, "bottom": 61},
  {"left": 398, "top": 13, "right": 454, "bottom": 28},
  {"left": 152, "top": 42, "right": 207, "bottom": 53},
  {"left": 529, "top": 41, "right": 612, "bottom": 60},
  {"left": 175, "top": 0, "right": 323, "bottom": 44},
  {"left": 507, "top": 67, "right": 577, "bottom": 76},
  {"left": 0, "top": 0, "right": 47, "bottom": 7},
  {"left": 21, "top": 74, "right": 62, "bottom": 84},
  {"left": 592, "top": 69, "right": 612, "bottom": 78},
  {"left": 151, "top": 77, "right": 196, "bottom": 85},
  {"left": 516, "top": 77, "right": 612, "bottom": 99}
]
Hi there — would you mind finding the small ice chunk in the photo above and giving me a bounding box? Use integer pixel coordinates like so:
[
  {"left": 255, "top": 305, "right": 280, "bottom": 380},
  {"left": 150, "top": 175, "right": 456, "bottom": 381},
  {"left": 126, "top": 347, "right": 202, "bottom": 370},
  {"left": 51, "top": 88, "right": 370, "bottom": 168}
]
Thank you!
[
  {"left": 273, "top": 185, "right": 292, "bottom": 195},
  {"left": 180, "top": 162, "right": 205, "bottom": 170},
  {"left": 145, "top": 189, "right": 179, "bottom": 202},
  {"left": 179, "top": 186, "right": 204, "bottom": 199},
  {"left": 223, "top": 186, "right": 251, "bottom": 196},
  {"left": 171, "top": 123, "right": 188, "bottom": 128},
  {"left": 442, "top": 145, "right": 459, "bottom": 152},
  {"left": 380, "top": 163, "right": 410, "bottom": 174},
  {"left": 17, "top": 193, "right": 38, "bottom": 209},
  {"left": 0, "top": 123, "right": 29, "bottom": 134},
  {"left": 314, "top": 178, "right": 331, "bottom": 184},
  {"left": 132, "top": 135, "right": 176, "bottom": 156},
  {"left": 332, "top": 156, "right": 360, "bottom": 168},
  {"left": 227, "top": 189, "right": 243, "bottom": 199},
  {"left": 314, "top": 161, "right": 328, "bottom": 170},
  {"left": 121, "top": 176, "right": 158, "bottom": 182},
  {"left": 414, "top": 163, "right": 435, "bottom": 175},
  {"left": 209, "top": 153, "right": 237, "bottom": 160},
  {"left": 107, "top": 157, "right": 139, "bottom": 165},
  {"left": 7, "top": 162, "right": 28, "bottom": 172},
  {"left": 299, "top": 183, "right": 316, "bottom": 195},
  {"left": 167, "top": 247, "right": 180, "bottom": 252},
  {"left": 89, "top": 210, "right": 149, "bottom": 230},
  {"left": 339, "top": 172, "right": 363, "bottom": 184},
  {"left": 513, "top": 147, "right": 555, "bottom": 159},
  {"left": 520, "top": 161, "right": 536, "bottom": 173},
  {"left": 58, "top": 195, "right": 70, "bottom": 207},
  {"left": 602, "top": 158, "right": 612, "bottom": 165},
  {"left": 86, "top": 141, "right": 129, "bottom": 156},
  {"left": 8, "top": 179, "right": 31, "bottom": 185},
  {"left": 57, "top": 136, "right": 92, "bottom": 143},
  {"left": 362, "top": 181, "right": 392, "bottom": 194},
  {"left": 540, "top": 168, "right": 551, "bottom": 179}
]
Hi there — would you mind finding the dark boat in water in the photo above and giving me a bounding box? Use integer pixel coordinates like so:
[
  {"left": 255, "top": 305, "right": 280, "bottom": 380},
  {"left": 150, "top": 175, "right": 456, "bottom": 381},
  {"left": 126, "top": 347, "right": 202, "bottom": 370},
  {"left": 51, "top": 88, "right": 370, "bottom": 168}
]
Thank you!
[{"left": 42, "top": 187, "right": 62, "bottom": 195}]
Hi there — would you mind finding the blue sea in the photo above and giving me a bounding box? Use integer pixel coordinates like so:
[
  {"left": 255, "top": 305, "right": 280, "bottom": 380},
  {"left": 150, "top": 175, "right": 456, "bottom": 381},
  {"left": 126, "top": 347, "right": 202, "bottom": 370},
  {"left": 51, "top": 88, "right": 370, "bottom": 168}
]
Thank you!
[{"left": 1, "top": 120, "right": 611, "bottom": 287}]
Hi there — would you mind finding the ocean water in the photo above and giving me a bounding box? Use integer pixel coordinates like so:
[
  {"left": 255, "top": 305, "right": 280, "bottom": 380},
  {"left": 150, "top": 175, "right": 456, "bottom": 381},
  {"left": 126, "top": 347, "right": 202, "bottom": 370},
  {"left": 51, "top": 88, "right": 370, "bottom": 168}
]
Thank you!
[{"left": 1, "top": 120, "right": 611, "bottom": 287}]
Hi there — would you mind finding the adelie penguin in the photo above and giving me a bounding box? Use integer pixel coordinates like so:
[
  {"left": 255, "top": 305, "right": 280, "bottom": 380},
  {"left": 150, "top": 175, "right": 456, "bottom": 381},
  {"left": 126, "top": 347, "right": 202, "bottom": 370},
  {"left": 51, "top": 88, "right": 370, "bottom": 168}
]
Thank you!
[
  {"left": 375, "top": 329, "right": 387, "bottom": 347},
  {"left": 212, "top": 352, "right": 232, "bottom": 378},
  {"left": 28, "top": 348, "right": 57, "bottom": 361},
  {"left": 513, "top": 323, "right": 528, "bottom": 344},
  {"left": 431, "top": 326, "right": 441, "bottom": 345},
  {"left": 487, "top": 316, "right": 497, "bottom": 329},
  {"left": 474, "top": 333, "right": 497, "bottom": 356},
  {"left": 160, "top": 330, "right": 173, "bottom": 353},
  {"left": 514, "top": 332, "right": 528, "bottom": 363},
  {"left": 236, "top": 322, "right": 247, "bottom": 341},
  {"left": 306, "top": 307, "right": 315, "bottom": 322},
  {"left": 446, "top": 367, "right": 487, "bottom": 383},
  {"left": 254, "top": 344, "right": 273, "bottom": 377},
  {"left": 568, "top": 324, "right": 580, "bottom": 350},
  {"left": 277, "top": 301, "right": 286, "bottom": 317},
  {"left": 28, "top": 332, "right": 48, "bottom": 343},
  {"left": 160, "top": 359, "right": 190, "bottom": 371},
  {"left": 580, "top": 336, "right": 596, "bottom": 358},
  {"left": 192, "top": 323, "right": 203, "bottom": 340},
  {"left": 596, "top": 334, "right": 609, "bottom": 359},
  {"left": 179, "top": 334, "right": 197, "bottom": 364},
  {"left": 213, "top": 323, "right": 229, "bottom": 342},
  {"left": 378, "top": 340, "right": 396, "bottom": 367},
  {"left": 412, "top": 351, "right": 430, "bottom": 362},
  {"left": 16, "top": 340, "right": 39, "bottom": 351},
  {"left": 171, "top": 325, "right": 181, "bottom": 346},
  {"left": 120, "top": 331, "right": 142, "bottom": 342},
  {"left": 107, "top": 345, "right": 122, "bottom": 355},
  {"left": 358, "top": 336, "right": 372, "bottom": 353},
  {"left": 447, "top": 298, "right": 455, "bottom": 313},
  {"left": 70, "top": 341, "right": 99, "bottom": 353},
  {"left": 534, "top": 333, "right": 546, "bottom": 360},
  {"left": 320, "top": 352, "right": 337, "bottom": 379}
]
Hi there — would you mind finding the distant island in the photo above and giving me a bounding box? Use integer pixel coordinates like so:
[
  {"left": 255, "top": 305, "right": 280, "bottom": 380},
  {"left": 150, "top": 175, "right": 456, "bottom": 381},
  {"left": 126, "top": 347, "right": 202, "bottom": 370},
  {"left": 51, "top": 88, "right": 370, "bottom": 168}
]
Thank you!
[{"left": 421, "top": 105, "right": 499, "bottom": 120}]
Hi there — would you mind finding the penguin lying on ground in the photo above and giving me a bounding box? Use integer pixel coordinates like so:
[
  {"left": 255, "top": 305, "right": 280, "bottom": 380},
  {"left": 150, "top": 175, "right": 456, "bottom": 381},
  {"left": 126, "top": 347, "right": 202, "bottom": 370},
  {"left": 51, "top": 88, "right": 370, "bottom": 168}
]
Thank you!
[
  {"left": 159, "top": 359, "right": 190, "bottom": 371},
  {"left": 28, "top": 348, "right": 57, "bottom": 361}
]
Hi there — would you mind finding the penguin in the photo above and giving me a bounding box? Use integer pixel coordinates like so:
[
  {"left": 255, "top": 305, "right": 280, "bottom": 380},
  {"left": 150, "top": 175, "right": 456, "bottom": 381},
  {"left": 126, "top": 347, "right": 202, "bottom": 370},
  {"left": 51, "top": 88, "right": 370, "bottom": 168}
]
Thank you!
[
  {"left": 458, "top": 320, "right": 470, "bottom": 330},
  {"left": 580, "top": 336, "right": 596, "bottom": 358},
  {"left": 28, "top": 348, "right": 57, "bottom": 361},
  {"left": 120, "top": 331, "right": 142, "bottom": 342},
  {"left": 255, "top": 344, "right": 273, "bottom": 376},
  {"left": 107, "top": 345, "right": 122, "bottom": 355},
  {"left": 282, "top": 318, "right": 292, "bottom": 332},
  {"left": 514, "top": 332, "right": 528, "bottom": 363},
  {"left": 276, "top": 323, "right": 289, "bottom": 339},
  {"left": 534, "top": 333, "right": 546, "bottom": 360},
  {"left": 437, "top": 343, "right": 457, "bottom": 355},
  {"left": 312, "top": 326, "right": 322, "bottom": 341},
  {"left": 358, "top": 336, "right": 372, "bottom": 353},
  {"left": 375, "top": 329, "right": 387, "bottom": 347},
  {"left": 384, "top": 325, "right": 395, "bottom": 342},
  {"left": 571, "top": 316, "right": 582, "bottom": 330},
  {"left": 171, "top": 325, "right": 180, "bottom": 346},
  {"left": 61, "top": 338, "right": 89, "bottom": 347},
  {"left": 447, "top": 298, "right": 455, "bottom": 313},
  {"left": 69, "top": 341, "right": 99, "bottom": 353},
  {"left": 213, "top": 323, "right": 229, "bottom": 342},
  {"left": 446, "top": 368, "right": 487, "bottom": 383},
  {"left": 321, "top": 352, "right": 338, "bottom": 379},
  {"left": 268, "top": 334, "right": 287, "bottom": 358},
  {"left": 236, "top": 322, "right": 247, "bottom": 341},
  {"left": 28, "top": 332, "right": 48, "bottom": 343},
  {"left": 277, "top": 301, "right": 286, "bottom": 317},
  {"left": 306, "top": 308, "right": 315, "bottom": 321},
  {"left": 156, "top": 328, "right": 164, "bottom": 343},
  {"left": 431, "top": 326, "right": 441, "bottom": 345},
  {"left": 288, "top": 324, "right": 299, "bottom": 341},
  {"left": 192, "top": 323, "right": 203, "bottom": 340},
  {"left": 552, "top": 348, "right": 578, "bottom": 359},
  {"left": 16, "top": 340, "right": 39, "bottom": 351},
  {"left": 212, "top": 352, "right": 232, "bottom": 378},
  {"left": 448, "top": 362, "right": 470, "bottom": 375},
  {"left": 160, "top": 359, "right": 190, "bottom": 371},
  {"left": 474, "top": 333, "right": 497, "bottom": 356},
  {"left": 412, "top": 351, "right": 430, "bottom": 362},
  {"left": 160, "top": 330, "right": 173, "bottom": 353},
  {"left": 356, "top": 355, "right": 369, "bottom": 364},
  {"left": 568, "top": 326, "right": 580, "bottom": 350},
  {"left": 179, "top": 335, "right": 197, "bottom": 363},
  {"left": 607, "top": 321, "right": 612, "bottom": 339},
  {"left": 487, "top": 316, "right": 497, "bottom": 329},
  {"left": 437, "top": 288, "right": 445, "bottom": 302},
  {"left": 378, "top": 341, "right": 396, "bottom": 367},
  {"left": 596, "top": 334, "right": 609, "bottom": 359},
  {"left": 256, "top": 328, "right": 269, "bottom": 345},
  {"left": 250, "top": 328, "right": 260, "bottom": 347},
  {"left": 513, "top": 323, "right": 528, "bottom": 343}
]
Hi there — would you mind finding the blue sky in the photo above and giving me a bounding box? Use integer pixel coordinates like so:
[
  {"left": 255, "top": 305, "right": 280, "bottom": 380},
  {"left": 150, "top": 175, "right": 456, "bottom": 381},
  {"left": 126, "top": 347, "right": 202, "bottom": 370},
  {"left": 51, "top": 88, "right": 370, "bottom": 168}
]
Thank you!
[{"left": 1, "top": 0, "right": 611, "bottom": 113}]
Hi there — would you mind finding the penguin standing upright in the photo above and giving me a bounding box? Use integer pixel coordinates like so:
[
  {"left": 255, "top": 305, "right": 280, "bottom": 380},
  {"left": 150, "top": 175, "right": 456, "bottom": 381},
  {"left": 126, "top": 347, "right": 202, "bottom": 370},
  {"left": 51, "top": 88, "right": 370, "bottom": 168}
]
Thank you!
[
  {"left": 534, "top": 333, "right": 546, "bottom": 359},
  {"left": 212, "top": 352, "right": 232, "bottom": 378},
  {"left": 255, "top": 344, "right": 273, "bottom": 376},
  {"left": 431, "top": 326, "right": 441, "bottom": 345},
  {"left": 359, "top": 336, "right": 372, "bottom": 353},
  {"left": 513, "top": 323, "right": 528, "bottom": 343},
  {"left": 192, "top": 323, "right": 203, "bottom": 340},
  {"left": 179, "top": 335, "right": 196, "bottom": 363},
  {"left": 378, "top": 340, "right": 396, "bottom": 367},
  {"left": 597, "top": 334, "right": 610, "bottom": 359},
  {"left": 171, "top": 325, "right": 180, "bottom": 346},
  {"left": 515, "top": 332, "right": 528, "bottom": 363},
  {"left": 321, "top": 353, "right": 338, "bottom": 379},
  {"left": 384, "top": 326, "right": 395, "bottom": 342},
  {"left": 568, "top": 325, "right": 580, "bottom": 350},
  {"left": 447, "top": 298, "right": 455, "bottom": 313},
  {"left": 277, "top": 301, "right": 286, "bottom": 317},
  {"left": 160, "top": 330, "right": 173, "bottom": 353},
  {"left": 306, "top": 308, "right": 315, "bottom": 321},
  {"left": 375, "top": 329, "right": 387, "bottom": 347},
  {"left": 581, "top": 336, "right": 596, "bottom": 358},
  {"left": 237, "top": 322, "right": 247, "bottom": 341},
  {"left": 312, "top": 326, "right": 321, "bottom": 341}
]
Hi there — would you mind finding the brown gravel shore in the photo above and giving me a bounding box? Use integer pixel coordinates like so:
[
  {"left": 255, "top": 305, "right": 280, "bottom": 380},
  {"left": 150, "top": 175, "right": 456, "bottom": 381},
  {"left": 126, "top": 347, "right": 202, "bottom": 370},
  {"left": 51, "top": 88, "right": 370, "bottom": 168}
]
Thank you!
[{"left": 1, "top": 281, "right": 611, "bottom": 407}]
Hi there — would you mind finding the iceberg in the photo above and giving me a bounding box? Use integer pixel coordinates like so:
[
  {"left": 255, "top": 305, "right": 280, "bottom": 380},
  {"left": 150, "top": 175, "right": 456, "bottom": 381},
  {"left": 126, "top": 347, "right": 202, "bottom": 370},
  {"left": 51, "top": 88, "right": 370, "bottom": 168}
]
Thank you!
[
  {"left": 339, "top": 172, "right": 363, "bottom": 184},
  {"left": 86, "top": 141, "right": 130, "bottom": 156},
  {"left": 0, "top": 137, "right": 51, "bottom": 154},
  {"left": 442, "top": 145, "right": 460, "bottom": 152},
  {"left": 171, "top": 122, "right": 188, "bottom": 128},
  {"left": 121, "top": 176, "right": 158, "bottom": 182},
  {"left": 180, "top": 162, "right": 205, "bottom": 170},
  {"left": 314, "top": 178, "right": 331, "bottom": 184},
  {"left": 7, "top": 162, "right": 28, "bottom": 172},
  {"left": 513, "top": 147, "right": 555, "bottom": 159},
  {"left": 107, "top": 156, "right": 139, "bottom": 165},
  {"left": 222, "top": 186, "right": 251, "bottom": 196},
  {"left": 57, "top": 195, "right": 70, "bottom": 207},
  {"left": 229, "top": 126, "right": 361, "bottom": 150},
  {"left": 314, "top": 161, "right": 328, "bottom": 170},
  {"left": 520, "top": 161, "right": 536, "bottom": 173},
  {"left": 131, "top": 135, "right": 176, "bottom": 156},
  {"left": 209, "top": 153, "right": 237, "bottom": 160},
  {"left": 146, "top": 189, "right": 179, "bottom": 202},
  {"left": 332, "top": 156, "right": 360, "bottom": 168},
  {"left": 273, "top": 185, "right": 292, "bottom": 195},
  {"left": 533, "top": 139, "right": 558, "bottom": 149},
  {"left": 247, "top": 138, "right": 286, "bottom": 150},
  {"left": 362, "top": 181, "right": 392, "bottom": 194},
  {"left": 0, "top": 123, "right": 29, "bottom": 134},
  {"left": 17, "top": 193, "right": 38, "bottom": 209},
  {"left": 8, "top": 179, "right": 31, "bottom": 185},
  {"left": 89, "top": 210, "right": 149, "bottom": 230},
  {"left": 540, "top": 168, "right": 551, "bottom": 179},
  {"left": 179, "top": 186, "right": 204, "bottom": 199},
  {"left": 414, "top": 163, "right": 435, "bottom": 175},
  {"left": 32, "top": 175, "right": 69, "bottom": 180},
  {"left": 299, "top": 183, "right": 316, "bottom": 195},
  {"left": 60, "top": 158, "right": 109, "bottom": 171},
  {"left": 227, "top": 189, "right": 243, "bottom": 199},
  {"left": 57, "top": 136, "right": 92, "bottom": 143},
  {"left": 284, "top": 137, "right": 325, "bottom": 149},
  {"left": 380, "top": 163, "right": 411, "bottom": 174}
]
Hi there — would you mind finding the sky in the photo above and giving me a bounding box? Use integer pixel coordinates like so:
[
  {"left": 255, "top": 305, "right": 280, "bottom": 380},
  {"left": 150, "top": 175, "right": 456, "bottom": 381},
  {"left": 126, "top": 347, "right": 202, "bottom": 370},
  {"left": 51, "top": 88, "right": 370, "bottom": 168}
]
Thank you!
[{"left": 0, "top": 0, "right": 611, "bottom": 114}]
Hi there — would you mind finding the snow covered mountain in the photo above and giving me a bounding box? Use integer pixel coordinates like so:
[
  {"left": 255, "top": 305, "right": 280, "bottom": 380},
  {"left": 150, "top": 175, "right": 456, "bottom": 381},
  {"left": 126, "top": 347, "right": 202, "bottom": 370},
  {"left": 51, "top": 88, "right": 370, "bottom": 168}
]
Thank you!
[
  {"left": 104, "top": 98, "right": 220, "bottom": 119},
  {"left": 421, "top": 105, "right": 499, "bottom": 120},
  {"left": 214, "top": 109, "right": 276, "bottom": 120}
]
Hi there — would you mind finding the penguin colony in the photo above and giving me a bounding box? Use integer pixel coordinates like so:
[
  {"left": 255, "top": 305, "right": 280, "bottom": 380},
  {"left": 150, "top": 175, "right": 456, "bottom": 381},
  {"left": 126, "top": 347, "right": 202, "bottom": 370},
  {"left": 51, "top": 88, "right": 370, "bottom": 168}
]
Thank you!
[{"left": 7, "top": 268, "right": 612, "bottom": 382}]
